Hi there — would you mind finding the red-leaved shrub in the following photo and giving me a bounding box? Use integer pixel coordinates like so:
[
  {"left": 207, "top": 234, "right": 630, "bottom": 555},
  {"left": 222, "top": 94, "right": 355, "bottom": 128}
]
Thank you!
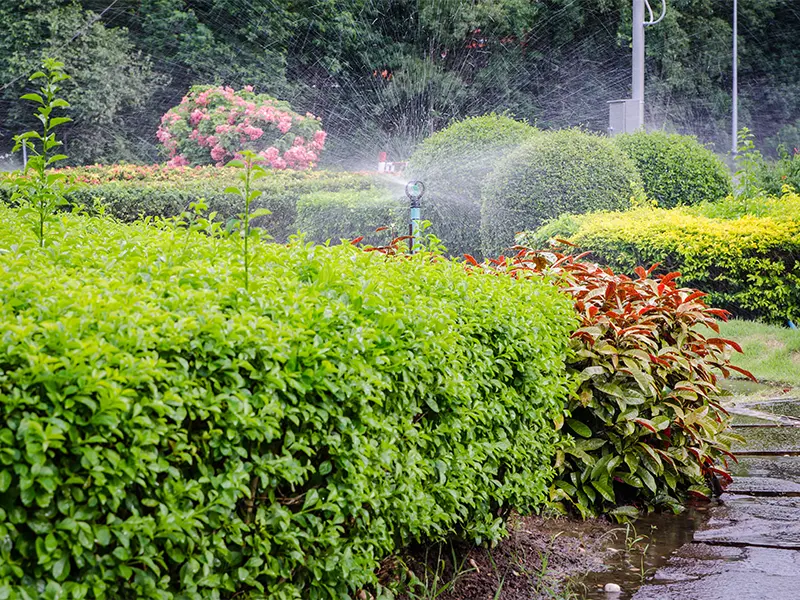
[{"left": 466, "top": 247, "right": 751, "bottom": 516}]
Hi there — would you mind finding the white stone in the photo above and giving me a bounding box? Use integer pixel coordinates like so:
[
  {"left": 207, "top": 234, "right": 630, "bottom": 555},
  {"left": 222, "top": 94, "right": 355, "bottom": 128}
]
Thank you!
[{"left": 604, "top": 582, "right": 622, "bottom": 593}]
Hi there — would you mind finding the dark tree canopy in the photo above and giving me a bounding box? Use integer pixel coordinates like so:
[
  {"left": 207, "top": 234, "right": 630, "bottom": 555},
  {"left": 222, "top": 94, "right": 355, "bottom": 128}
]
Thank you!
[{"left": 1, "top": 0, "right": 798, "bottom": 165}]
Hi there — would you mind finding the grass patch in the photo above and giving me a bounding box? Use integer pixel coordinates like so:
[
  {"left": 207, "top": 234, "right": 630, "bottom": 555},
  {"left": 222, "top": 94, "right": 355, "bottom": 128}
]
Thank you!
[{"left": 718, "top": 319, "right": 800, "bottom": 386}]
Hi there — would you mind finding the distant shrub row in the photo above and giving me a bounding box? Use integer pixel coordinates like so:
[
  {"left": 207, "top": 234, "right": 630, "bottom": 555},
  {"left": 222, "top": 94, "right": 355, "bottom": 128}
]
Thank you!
[
  {"left": 0, "top": 206, "right": 576, "bottom": 599},
  {"left": 0, "top": 169, "right": 377, "bottom": 243},
  {"left": 526, "top": 198, "right": 800, "bottom": 324},
  {"left": 408, "top": 117, "right": 731, "bottom": 258}
]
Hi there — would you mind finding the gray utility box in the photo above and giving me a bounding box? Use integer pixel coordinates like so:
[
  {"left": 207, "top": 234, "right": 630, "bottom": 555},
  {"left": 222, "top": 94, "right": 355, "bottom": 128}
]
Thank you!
[{"left": 608, "top": 99, "right": 643, "bottom": 136}]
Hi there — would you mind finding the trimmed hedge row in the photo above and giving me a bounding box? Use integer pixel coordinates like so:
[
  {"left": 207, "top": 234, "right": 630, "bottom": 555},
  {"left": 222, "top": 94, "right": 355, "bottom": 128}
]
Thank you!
[
  {"left": 526, "top": 207, "right": 800, "bottom": 324},
  {"left": 296, "top": 189, "right": 407, "bottom": 246},
  {"left": 0, "top": 170, "right": 375, "bottom": 243},
  {"left": 0, "top": 206, "right": 576, "bottom": 599},
  {"left": 481, "top": 129, "right": 644, "bottom": 257}
]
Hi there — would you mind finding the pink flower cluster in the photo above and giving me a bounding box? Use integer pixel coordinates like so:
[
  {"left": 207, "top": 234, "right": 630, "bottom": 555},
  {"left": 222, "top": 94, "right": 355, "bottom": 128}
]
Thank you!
[{"left": 156, "top": 84, "right": 326, "bottom": 170}]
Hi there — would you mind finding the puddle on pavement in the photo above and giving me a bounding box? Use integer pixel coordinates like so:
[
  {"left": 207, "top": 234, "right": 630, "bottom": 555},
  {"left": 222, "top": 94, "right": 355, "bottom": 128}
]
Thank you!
[
  {"left": 571, "top": 504, "right": 713, "bottom": 599},
  {"left": 570, "top": 384, "right": 800, "bottom": 599}
]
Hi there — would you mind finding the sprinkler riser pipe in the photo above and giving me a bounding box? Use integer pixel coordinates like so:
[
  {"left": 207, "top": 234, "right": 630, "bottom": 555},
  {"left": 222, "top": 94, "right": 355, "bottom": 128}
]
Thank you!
[{"left": 404, "top": 180, "right": 425, "bottom": 255}]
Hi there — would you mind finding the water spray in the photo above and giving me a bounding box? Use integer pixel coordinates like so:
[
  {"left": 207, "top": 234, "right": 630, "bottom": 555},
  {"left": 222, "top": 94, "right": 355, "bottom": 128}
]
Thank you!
[{"left": 405, "top": 180, "right": 425, "bottom": 254}]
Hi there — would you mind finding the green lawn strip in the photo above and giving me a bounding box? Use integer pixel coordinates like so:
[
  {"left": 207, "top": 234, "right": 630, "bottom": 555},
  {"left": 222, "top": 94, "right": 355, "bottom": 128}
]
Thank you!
[{"left": 718, "top": 319, "right": 800, "bottom": 386}]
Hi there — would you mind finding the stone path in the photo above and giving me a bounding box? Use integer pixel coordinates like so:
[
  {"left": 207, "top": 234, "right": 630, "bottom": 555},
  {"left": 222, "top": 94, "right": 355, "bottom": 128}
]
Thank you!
[{"left": 631, "top": 391, "right": 800, "bottom": 600}]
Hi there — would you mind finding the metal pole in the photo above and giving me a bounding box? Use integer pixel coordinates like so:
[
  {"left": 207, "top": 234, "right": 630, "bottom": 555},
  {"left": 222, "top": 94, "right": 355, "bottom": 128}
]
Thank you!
[
  {"left": 732, "top": 0, "right": 738, "bottom": 154},
  {"left": 22, "top": 141, "right": 27, "bottom": 169},
  {"left": 632, "top": 0, "right": 645, "bottom": 129}
]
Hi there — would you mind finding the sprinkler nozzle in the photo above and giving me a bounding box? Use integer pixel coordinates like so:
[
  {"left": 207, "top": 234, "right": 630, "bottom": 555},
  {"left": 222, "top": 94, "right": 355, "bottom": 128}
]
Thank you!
[{"left": 405, "top": 180, "right": 425, "bottom": 208}]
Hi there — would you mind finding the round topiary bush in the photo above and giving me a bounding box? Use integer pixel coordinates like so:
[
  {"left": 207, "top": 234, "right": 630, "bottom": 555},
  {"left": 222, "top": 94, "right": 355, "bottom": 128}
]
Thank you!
[
  {"left": 157, "top": 84, "right": 326, "bottom": 169},
  {"left": 407, "top": 114, "right": 537, "bottom": 258},
  {"left": 481, "top": 129, "right": 644, "bottom": 256},
  {"left": 614, "top": 130, "right": 732, "bottom": 207}
]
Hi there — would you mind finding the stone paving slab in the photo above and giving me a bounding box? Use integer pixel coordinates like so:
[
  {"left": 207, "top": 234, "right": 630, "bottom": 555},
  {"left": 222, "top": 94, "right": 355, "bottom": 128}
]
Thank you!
[
  {"left": 733, "top": 455, "right": 800, "bottom": 484},
  {"left": 731, "top": 425, "right": 800, "bottom": 453},
  {"left": 632, "top": 544, "right": 800, "bottom": 600},
  {"left": 692, "top": 493, "right": 800, "bottom": 548},
  {"left": 726, "top": 475, "right": 800, "bottom": 495}
]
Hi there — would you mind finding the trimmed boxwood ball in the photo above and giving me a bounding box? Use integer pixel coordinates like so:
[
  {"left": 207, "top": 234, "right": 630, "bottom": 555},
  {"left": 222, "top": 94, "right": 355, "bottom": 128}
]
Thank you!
[
  {"left": 408, "top": 114, "right": 537, "bottom": 258},
  {"left": 614, "top": 130, "right": 732, "bottom": 208},
  {"left": 480, "top": 129, "right": 644, "bottom": 256}
]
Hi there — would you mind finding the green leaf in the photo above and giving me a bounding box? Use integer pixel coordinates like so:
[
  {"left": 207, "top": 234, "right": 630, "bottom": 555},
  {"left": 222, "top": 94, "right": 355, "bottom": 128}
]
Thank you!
[
  {"left": 0, "top": 470, "right": 11, "bottom": 492},
  {"left": 566, "top": 419, "right": 592, "bottom": 438},
  {"left": 20, "top": 93, "right": 44, "bottom": 104},
  {"left": 591, "top": 478, "right": 616, "bottom": 503}
]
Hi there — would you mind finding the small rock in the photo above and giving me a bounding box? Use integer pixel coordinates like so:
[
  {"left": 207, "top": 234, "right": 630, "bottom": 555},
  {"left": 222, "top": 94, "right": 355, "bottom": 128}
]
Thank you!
[{"left": 604, "top": 582, "right": 622, "bottom": 594}]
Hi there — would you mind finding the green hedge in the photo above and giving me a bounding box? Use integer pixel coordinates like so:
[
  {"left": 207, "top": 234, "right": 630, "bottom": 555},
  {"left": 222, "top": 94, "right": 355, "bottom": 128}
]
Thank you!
[
  {"left": 0, "top": 170, "right": 375, "bottom": 243},
  {"left": 525, "top": 207, "right": 800, "bottom": 324},
  {"left": 0, "top": 206, "right": 576, "bottom": 599},
  {"left": 296, "top": 189, "right": 408, "bottom": 246},
  {"left": 481, "top": 129, "right": 644, "bottom": 257},
  {"left": 614, "top": 130, "right": 732, "bottom": 207},
  {"left": 408, "top": 114, "right": 537, "bottom": 258}
]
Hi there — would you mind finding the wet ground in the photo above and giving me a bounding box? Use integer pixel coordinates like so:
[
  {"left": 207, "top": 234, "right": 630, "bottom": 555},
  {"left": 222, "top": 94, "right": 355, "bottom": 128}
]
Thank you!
[{"left": 578, "top": 380, "right": 800, "bottom": 600}]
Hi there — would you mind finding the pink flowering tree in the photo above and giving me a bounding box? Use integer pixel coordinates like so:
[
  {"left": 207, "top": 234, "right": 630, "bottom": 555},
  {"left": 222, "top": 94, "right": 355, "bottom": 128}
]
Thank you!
[{"left": 156, "top": 85, "right": 327, "bottom": 169}]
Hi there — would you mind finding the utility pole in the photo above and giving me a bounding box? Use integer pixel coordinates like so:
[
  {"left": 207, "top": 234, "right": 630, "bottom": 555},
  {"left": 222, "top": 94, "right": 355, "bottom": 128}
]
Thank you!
[
  {"left": 608, "top": 1, "right": 666, "bottom": 135},
  {"left": 732, "top": 0, "right": 738, "bottom": 154},
  {"left": 632, "top": 0, "right": 646, "bottom": 129}
]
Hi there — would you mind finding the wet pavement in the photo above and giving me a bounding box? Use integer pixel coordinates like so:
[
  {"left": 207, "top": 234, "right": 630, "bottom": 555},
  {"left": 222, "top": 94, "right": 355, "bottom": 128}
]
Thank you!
[
  {"left": 632, "top": 384, "right": 800, "bottom": 600},
  {"left": 581, "top": 382, "right": 800, "bottom": 600}
]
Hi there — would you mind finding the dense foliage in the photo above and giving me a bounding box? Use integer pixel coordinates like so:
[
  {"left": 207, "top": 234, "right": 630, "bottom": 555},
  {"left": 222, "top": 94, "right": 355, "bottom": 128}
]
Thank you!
[
  {"left": 0, "top": 169, "right": 376, "bottom": 243},
  {"left": 472, "top": 249, "right": 747, "bottom": 517},
  {"left": 526, "top": 206, "right": 800, "bottom": 324},
  {"left": 407, "top": 114, "right": 536, "bottom": 258},
  {"left": 157, "top": 85, "right": 326, "bottom": 168},
  {"left": 690, "top": 186, "right": 800, "bottom": 221},
  {"left": 480, "top": 129, "right": 643, "bottom": 256},
  {"left": 2, "top": 1, "right": 799, "bottom": 165},
  {"left": 614, "top": 131, "right": 732, "bottom": 208},
  {"left": 0, "top": 205, "right": 577, "bottom": 599},
  {"left": 296, "top": 189, "right": 406, "bottom": 246},
  {"left": 753, "top": 150, "right": 800, "bottom": 196}
]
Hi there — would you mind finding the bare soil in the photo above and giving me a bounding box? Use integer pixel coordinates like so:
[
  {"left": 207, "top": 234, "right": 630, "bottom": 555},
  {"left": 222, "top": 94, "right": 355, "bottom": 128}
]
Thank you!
[{"left": 394, "top": 514, "right": 616, "bottom": 600}]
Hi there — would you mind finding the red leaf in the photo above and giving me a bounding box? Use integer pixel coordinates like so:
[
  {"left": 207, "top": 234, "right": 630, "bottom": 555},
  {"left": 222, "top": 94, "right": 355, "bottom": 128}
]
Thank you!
[
  {"left": 634, "top": 418, "right": 657, "bottom": 433},
  {"left": 645, "top": 263, "right": 661, "bottom": 276},
  {"left": 706, "top": 337, "right": 743, "bottom": 353},
  {"left": 660, "top": 272, "right": 682, "bottom": 286},
  {"left": 349, "top": 236, "right": 364, "bottom": 245},
  {"left": 682, "top": 291, "right": 707, "bottom": 303},
  {"left": 728, "top": 364, "right": 757, "bottom": 381},
  {"left": 463, "top": 254, "right": 479, "bottom": 266}
]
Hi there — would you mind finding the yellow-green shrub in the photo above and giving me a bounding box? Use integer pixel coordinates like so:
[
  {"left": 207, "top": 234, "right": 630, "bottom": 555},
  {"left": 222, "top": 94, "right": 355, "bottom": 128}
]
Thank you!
[
  {"left": 524, "top": 207, "right": 800, "bottom": 324},
  {"left": 0, "top": 206, "right": 576, "bottom": 599}
]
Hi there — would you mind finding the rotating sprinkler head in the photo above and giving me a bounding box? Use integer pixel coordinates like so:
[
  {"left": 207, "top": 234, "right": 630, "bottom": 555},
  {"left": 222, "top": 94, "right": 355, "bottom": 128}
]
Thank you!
[
  {"left": 405, "top": 180, "right": 425, "bottom": 254},
  {"left": 405, "top": 180, "right": 425, "bottom": 207}
]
